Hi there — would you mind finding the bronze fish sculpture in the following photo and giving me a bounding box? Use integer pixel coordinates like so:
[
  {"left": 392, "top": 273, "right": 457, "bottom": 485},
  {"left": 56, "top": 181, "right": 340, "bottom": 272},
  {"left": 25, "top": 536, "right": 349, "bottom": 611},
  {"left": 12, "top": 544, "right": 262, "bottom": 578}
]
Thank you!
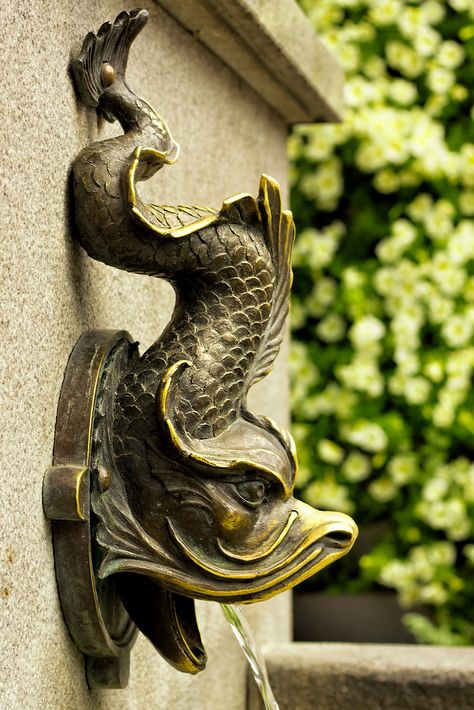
[{"left": 71, "top": 9, "right": 358, "bottom": 674}]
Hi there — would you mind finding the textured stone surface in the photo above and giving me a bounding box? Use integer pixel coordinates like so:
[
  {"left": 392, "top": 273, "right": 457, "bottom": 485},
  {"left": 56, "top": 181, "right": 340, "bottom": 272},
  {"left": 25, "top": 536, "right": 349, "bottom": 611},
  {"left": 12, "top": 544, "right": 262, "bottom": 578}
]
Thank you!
[
  {"left": 248, "top": 643, "right": 474, "bottom": 710},
  {"left": 0, "top": 1, "right": 291, "bottom": 707},
  {"left": 158, "top": 0, "right": 344, "bottom": 122}
]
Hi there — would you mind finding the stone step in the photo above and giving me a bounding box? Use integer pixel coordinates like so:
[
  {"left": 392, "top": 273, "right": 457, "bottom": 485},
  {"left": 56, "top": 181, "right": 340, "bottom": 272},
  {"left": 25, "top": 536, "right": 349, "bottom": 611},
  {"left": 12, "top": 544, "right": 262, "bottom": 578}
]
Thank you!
[{"left": 248, "top": 642, "right": 474, "bottom": 710}]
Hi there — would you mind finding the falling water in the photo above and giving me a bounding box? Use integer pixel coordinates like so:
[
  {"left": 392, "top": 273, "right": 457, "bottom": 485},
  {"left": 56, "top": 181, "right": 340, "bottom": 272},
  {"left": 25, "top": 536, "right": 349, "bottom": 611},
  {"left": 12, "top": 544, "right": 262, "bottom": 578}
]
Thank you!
[{"left": 220, "top": 603, "right": 280, "bottom": 710}]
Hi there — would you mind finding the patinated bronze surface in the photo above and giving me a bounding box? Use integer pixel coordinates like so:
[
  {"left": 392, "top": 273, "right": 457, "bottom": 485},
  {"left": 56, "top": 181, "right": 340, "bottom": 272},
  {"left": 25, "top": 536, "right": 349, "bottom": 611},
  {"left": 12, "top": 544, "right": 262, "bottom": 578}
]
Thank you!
[{"left": 44, "top": 9, "right": 358, "bottom": 687}]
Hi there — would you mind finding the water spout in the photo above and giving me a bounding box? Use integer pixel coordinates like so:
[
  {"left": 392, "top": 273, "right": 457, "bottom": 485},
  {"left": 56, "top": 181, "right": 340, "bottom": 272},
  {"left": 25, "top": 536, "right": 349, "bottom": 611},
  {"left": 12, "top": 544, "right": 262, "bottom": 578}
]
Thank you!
[{"left": 221, "top": 603, "right": 279, "bottom": 710}]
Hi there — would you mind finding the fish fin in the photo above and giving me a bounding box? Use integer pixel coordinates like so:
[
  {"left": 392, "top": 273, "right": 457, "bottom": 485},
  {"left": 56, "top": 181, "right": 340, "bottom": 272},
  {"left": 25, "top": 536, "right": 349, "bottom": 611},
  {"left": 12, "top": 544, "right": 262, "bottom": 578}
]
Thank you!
[
  {"left": 127, "top": 147, "right": 220, "bottom": 238},
  {"left": 155, "top": 361, "right": 293, "bottom": 496},
  {"left": 249, "top": 175, "right": 295, "bottom": 387},
  {"left": 71, "top": 9, "right": 149, "bottom": 109},
  {"left": 220, "top": 193, "right": 260, "bottom": 225}
]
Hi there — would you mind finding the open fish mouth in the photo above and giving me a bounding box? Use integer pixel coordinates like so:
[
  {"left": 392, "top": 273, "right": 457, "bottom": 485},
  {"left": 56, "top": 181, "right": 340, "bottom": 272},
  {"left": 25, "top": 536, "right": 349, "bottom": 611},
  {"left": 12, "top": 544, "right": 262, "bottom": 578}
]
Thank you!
[{"left": 116, "top": 503, "right": 357, "bottom": 675}]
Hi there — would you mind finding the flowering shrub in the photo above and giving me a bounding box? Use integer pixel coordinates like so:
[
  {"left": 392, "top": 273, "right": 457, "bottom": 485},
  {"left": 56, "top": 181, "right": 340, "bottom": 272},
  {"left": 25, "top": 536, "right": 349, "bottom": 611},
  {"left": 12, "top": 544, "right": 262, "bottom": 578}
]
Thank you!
[{"left": 291, "top": 0, "right": 474, "bottom": 644}]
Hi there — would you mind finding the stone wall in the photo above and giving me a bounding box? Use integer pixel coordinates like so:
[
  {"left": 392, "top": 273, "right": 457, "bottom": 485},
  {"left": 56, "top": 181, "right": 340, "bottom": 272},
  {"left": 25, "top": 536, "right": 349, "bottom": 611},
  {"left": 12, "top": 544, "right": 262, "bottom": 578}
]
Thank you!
[{"left": 0, "top": 1, "right": 293, "bottom": 707}]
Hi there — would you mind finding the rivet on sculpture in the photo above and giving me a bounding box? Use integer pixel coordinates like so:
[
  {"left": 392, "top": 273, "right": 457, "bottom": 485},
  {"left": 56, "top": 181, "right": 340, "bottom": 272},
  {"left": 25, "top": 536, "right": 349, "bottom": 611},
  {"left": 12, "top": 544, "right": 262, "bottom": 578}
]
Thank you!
[{"left": 43, "top": 9, "right": 358, "bottom": 689}]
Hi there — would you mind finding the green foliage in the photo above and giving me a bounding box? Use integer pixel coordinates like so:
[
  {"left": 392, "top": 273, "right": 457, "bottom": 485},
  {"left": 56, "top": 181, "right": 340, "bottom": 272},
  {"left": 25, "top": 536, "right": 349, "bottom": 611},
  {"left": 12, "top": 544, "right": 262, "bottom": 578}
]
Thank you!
[{"left": 291, "top": 0, "right": 474, "bottom": 644}]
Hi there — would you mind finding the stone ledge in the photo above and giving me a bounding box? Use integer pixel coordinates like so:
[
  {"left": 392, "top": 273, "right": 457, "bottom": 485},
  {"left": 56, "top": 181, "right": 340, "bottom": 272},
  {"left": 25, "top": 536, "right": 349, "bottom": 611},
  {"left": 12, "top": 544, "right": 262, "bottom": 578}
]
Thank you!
[
  {"left": 248, "top": 642, "right": 474, "bottom": 710},
  {"left": 156, "top": 0, "right": 343, "bottom": 124}
]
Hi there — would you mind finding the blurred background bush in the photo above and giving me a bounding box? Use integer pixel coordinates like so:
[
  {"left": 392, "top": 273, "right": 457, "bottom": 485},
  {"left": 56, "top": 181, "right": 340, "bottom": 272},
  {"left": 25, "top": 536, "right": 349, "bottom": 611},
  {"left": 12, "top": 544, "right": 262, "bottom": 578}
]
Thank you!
[{"left": 291, "top": 0, "right": 474, "bottom": 644}]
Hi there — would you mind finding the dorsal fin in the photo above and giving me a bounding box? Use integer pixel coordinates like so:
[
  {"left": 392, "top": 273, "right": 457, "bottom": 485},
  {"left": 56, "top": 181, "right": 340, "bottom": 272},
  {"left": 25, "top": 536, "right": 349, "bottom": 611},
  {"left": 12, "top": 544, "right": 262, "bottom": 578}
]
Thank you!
[
  {"left": 247, "top": 175, "right": 295, "bottom": 387},
  {"left": 127, "top": 148, "right": 261, "bottom": 238}
]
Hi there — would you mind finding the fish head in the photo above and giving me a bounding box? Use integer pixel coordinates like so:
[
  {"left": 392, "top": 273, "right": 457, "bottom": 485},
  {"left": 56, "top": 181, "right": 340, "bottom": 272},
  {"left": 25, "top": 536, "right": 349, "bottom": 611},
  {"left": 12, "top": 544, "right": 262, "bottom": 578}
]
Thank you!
[
  {"left": 96, "top": 361, "right": 357, "bottom": 673},
  {"left": 148, "top": 424, "right": 357, "bottom": 604}
]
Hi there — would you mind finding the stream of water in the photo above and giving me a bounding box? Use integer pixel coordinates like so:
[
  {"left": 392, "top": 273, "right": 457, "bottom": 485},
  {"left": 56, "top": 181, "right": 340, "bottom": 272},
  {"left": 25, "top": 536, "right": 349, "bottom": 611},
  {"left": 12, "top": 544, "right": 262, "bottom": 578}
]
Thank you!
[{"left": 220, "top": 603, "right": 280, "bottom": 710}]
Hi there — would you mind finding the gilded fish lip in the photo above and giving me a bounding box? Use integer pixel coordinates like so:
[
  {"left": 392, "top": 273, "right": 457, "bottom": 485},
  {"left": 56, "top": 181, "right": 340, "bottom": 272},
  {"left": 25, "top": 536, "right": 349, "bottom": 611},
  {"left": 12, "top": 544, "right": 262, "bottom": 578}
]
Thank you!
[
  {"left": 168, "top": 513, "right": 324, "bottom": 583},
  {"left": 216, "top": 510, "right": 299, "bottom": 563},
  {"left": 166, "top": 501, "right": 357, "bottom": 589}
]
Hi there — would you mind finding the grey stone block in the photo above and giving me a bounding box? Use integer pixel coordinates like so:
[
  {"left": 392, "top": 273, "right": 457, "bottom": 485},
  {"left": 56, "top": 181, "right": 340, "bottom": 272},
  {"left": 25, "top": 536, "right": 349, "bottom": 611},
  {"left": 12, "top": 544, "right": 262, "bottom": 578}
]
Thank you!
[
  {"left": 157, "top": 0, "right": 343, "bottom": 123},
  {"left": 248, "top": 642, "right": 474, "bottom": 710}
]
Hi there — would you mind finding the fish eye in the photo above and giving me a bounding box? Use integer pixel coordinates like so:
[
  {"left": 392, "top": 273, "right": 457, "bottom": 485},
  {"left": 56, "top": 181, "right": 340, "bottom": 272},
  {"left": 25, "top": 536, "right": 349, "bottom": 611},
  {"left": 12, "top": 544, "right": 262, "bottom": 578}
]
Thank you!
[
  {"left": 101, "top": 62, "right": 116, "bottom": 88},
  {"left": 235, "top": 480, "right": 267, "bottom": 508}
]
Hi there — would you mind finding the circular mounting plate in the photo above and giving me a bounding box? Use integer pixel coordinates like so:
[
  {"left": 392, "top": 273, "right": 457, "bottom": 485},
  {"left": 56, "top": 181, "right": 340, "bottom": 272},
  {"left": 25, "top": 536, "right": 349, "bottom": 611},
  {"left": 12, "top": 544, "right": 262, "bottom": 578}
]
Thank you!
[{"left": 43, "top": 330, "right": 138, "bottom": 688}]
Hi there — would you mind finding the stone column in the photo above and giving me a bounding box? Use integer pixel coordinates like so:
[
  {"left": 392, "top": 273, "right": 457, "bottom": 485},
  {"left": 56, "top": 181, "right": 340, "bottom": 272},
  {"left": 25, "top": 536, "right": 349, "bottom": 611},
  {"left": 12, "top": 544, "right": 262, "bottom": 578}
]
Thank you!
[{"left": 0, "top": 2, "right": 341, "bottom": 707}]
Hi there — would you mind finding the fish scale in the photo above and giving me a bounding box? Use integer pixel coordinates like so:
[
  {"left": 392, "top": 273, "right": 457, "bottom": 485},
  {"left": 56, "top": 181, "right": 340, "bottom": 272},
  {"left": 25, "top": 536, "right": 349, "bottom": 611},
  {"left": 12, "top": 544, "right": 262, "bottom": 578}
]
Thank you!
[
  {"left": 116, "top": 221, "right": 274, "bottom": 445},
  {"left": 70, "top": 9, "right": 297, "bottom": 486},
  {"left": 73, "top": 142, "right": 275, "bottom": 471}
]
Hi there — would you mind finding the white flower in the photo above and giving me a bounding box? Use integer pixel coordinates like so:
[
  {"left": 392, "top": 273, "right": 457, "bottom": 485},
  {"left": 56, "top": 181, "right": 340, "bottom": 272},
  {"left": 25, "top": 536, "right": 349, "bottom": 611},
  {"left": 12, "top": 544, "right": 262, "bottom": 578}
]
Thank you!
[
  {"left": 388, "top": 455, "right": 417, "bottom": 485},
  {"left": 316, "top": 313, "right": 346, "bottom": 343},
  {"left": 349, "top": 315, "right": 386, "bottom": 348},
  {"left": 415, "top": 26, "right": 441, "bottom": 57},
  {"left": 427, "top": 294, "right": 454, "bottom": 324},
  {"left": 391, "top": 312, "right": 422, "bottom": 342},
  {"left": 364, "top": 56, "right": 386, "bottom": 79},
  {"left": 427, "top": 67, "right": 455, "bottom": 94},
  {"left": 448, "top": 0, "right": 471, "bottom": 10},
  {"left": 325, "top": 220, "right": 346, "bottom": 241},
  {"left": 342, "top": 452, "right": 371, "bottom": 482},
  {"left": 292, "top": 218, "right": 344, "bottom": 273},
  {"left": 432, "top": 401, "right": 455, "bottom": 428},
  {"left": 460, "top": 144, "right": 474, "bottom": 187},
  {"left": 344, "top": 77, "right": 378, "bottom": 108},
  {"left": 369, "top": 477, "right": 398, "bottom": 502},
  {"left": 336, "top": 43, "right": 361, "bottom": 72},
  {"left": 389, "top": 79, "right": 418, "bottom": 105},
  {"left": 342, "top": 267, "right": 365, "bottom": 289},
  {"left": 369, "top": 0, "right": 402, "bottom": 26},
  {"left": 337, "top": 355, "right": 385, "bottom": 397},
  {"left": 311, "top": 277, "right": 337, "bottom": 308},
  {"left": 394, "top": 349, "right": 420, "bottom": 376},
  {"left": 424, "top": 208, "right": 453, "bottom": 241},
  {"left": 355, "top": 142, "right": 387, "bottom": 172},
  {"left": 459, "top": 191, "right": 474, "bottom": 215},
  {"left": 424, "top": 360, "right": 444, "bottom": 383},
  {"left": 376, "top": 237, "right": 403, "bottom": 262},
  {"left": 308, "top": 4, "right": 343, "bottom": 31},
  {"left": 438, "top": 40, "right": 465, "bottom": 69},
  {"left": 421, "top": 1, "right": 445, "bottom": 25},
  {"left": 463, "top": 544, "right": 474, "bottom": 565},
  {"left": 403, "top": 376, "right": 431, "bottom": 405},
  {"left": 318, "top": 439, "right": 344, "bottom": 465},
  {"left": 341, "top": 420, "right": 388, "bottom": 452},
  {"left": 446, "top": 348, "right": 474, "bottom": 375},
  {"left": 407, "top": 193, "right": 433, "bottom": 222},
  {"left": 374, "top": 267, "right": 397, "bottom": 295},
  {"left": 379, "top": 559, "right": 411, "bottom": 588},
  {"left": 448, "top": 518, "right": 471, "bottom": 541},
  {"left": 447, "top": 221, "right": 474, "bottom": 264},
  {"left": 305, "top": 135, "right": 332, "bottom": 162},
  {"left": 312, "top": 157, "right": 343, "bottom": 209},
  {"left": 393, "top": 218, "right": 417, "bottom": 242},
  {"left": 428, "top": 541, "right": 456, "bottom": 567},
  {"left": 451, "top": 84, "right": 468, "bottom": 102},
  {"left": 423, "top": 476, "right": 449, "bottom": 502},
  {"left": 373, "top": 169, "right": 400, "bottom": 194},
  {"left": 386, "top": 41, "right": 424, "bottom": 77},
  {"left": 304, "top": 479, "right": 354, "bottom": 514},
  {"left": 430, "top": 254, "right": 465, "bottom": 296},
  {"left": 289, "top": 341, "right": 320, "bottom": 401},
  {"left": 442, "top": 315, "right": 473, "bottom": 348},
  {"left": 419, "top": 582, "right": 448, "bottom": 605},
  {"left": 398, "top": 7, "right": 424, "bottom": 39}
]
